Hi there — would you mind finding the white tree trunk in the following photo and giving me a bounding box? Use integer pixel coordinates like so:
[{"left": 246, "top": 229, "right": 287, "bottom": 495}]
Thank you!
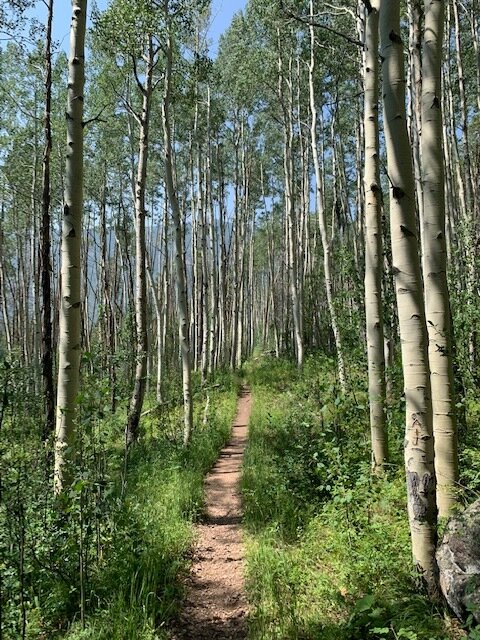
[
  {"left": 308, "top": 3, "right": 346, "bottom": 391},
  {"left": 162, "top": 18, "right": 193, "bottom": 445},
  {"left": 380, "top": 0, "right": 437, "bottom": 592},
  {"left": 363, "top": 0, "right": 388, "bottom": 471},
  {"left": 421, "top": 0, "right": 459, "bottom": 516},
  {"left": 125, "top": 37, "right": 154, "bottom": 447},
  {"left": 54, "top": 0, "right": 87, "bottom": 494},
  {"left": 278, "top": 43, "right": 303, "bottom": 369}
]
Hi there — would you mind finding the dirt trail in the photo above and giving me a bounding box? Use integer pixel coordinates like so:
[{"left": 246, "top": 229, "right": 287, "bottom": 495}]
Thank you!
[{"left": 172, "top": 386, "right": 252, "bottom": 640}]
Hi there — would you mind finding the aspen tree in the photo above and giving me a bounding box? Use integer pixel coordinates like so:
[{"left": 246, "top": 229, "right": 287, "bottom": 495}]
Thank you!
[
  {"left": 152, "top": 199, "right": 169, "bottom": 404},
  {"left": 162, "top": 2, "right": 193, "bottom": 445},
  {"left": 380, "top": 0, "right": 437, "bottom": 591},
  {"left": 407, "top": 0, "right": 424, "bottom": 248},
  {"left": 125, "top": 35, "right": 154, "bottom": 447},
  {"left": 200, "top": 151, "right": 209, "bottom": 382},
  {"left": 441, "top": 43, "right": 457, "bottom": 268},
  {"left": 230, "top": 117, "right": 249, "bottom": 370},
  {"left": 278, "top": 38, "right": 303, "bottom": 369},
  {"left": 469, "top": 1, "right": 480, "bottom": 114},
  {"left": 308, "top": 0, "right": 346, "bottom": 391},
  {"left": 0, "top": 215, "right": 13, "bottom": 355},
  {"left": 55, "top": 0, "right": 87, "bottom": 494},
  {"left": 216, "top": 142, "right": 228, "bottom": 367},
  {"left": 188, "top": 132, "right": 199, "bottom": 370},
  {"left": 421, "top": 0, "right": 459, "bottom": 516},
  {"left": 443, "top": 5, "right": 467, "bottom": 240},
  {"left": 363, "top": 0, "right": 387, "bottom": 471},
  {"left": 236, "top": 119, "right": 250, "bottom": 368},
  {"left": 452, "top": 0, "right": 477, "bottom": 369},
  {"left": 99, "top": 176, "right": 117, "bottom": 412},
  {"left": 261, "top": 162, "right": 280, "bottom": 357},
  {"left": 452, "top": 0, "right": 474, "bottom": 211},
  {"left": 205, "top": 87, "right": 217, "bottom": 374}
]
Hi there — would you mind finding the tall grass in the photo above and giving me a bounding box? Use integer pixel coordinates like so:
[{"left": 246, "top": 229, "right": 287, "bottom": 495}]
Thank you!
[
  {"left": 242, "top": 356, "right": 465, "bottom": 640},
  {"left": 0, "top": 367, "right": 238, "bottom": 640},
  {"left": 61, "top": 383, "right": 238, "bottom": 640}
]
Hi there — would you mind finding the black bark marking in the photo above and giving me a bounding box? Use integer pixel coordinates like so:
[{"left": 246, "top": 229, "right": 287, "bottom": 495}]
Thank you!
[
  {"left": 67, "top": 227, "right": 76, "bottom": 238},
  {"left": 400, "top": 224, "right": 415, "bottom": 237},
  {"left": 406, "top": 471, "right": 436, "bottom": 521},
  {"left": 363, "top": 0, "right": 373, "bottom": 13},
  {"left": 389, "top": 30, "right": 402, "bottom": 44},
  {"left": 392, "top": 186, "right": 405, "bottom": 200}
]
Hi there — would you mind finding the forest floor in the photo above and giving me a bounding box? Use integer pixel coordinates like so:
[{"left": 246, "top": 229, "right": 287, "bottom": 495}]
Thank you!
[{"left": 171, "top": 385, "right": 252, "bottom": 640}]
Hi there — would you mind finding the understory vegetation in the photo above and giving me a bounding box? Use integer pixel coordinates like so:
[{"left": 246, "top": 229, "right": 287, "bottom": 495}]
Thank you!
[
  {"left": 3, "top": 350, "right": 480, "bottom": 639},
  {"left": 242, "top": 355, "right": 479, "bottom": 640},
  {"left": 0, "top": 361, "right": 238, "bottom": 639},
  {"left": 2, "top": 0, "right": 480, "bottom": 634}
]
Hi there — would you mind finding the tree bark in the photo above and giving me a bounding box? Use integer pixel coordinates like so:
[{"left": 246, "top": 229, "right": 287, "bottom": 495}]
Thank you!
[
  {"left": 54, "top": 0, "right": 87, "bottom": 494},
  {"left": 162, "top": 11, "right": 193, "bottom": 445},
  {"left": 278, "top": 41, "right": 303, "bottom": 369},
  {"left": 363, "top": 0, "right": 388, "bottom": 471},
  {"left": 421, "top": 0, "right": 459, "bottom": 516},
  {"left": 308, "top": 2, "right": 346, "bottom": 391},
  {"left": 40, "top": 0, "right": 55, "bottom": 440},
  {"left": 125, "top": 37, "right": 154, "bottom": 447},
  {"left": 380, "top": 0, "right": 437, "bottom": 592}
]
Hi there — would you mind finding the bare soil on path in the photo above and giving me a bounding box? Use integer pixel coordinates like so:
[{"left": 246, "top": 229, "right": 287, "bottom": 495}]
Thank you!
[{"left": 171, "top": 386, "right": 252, "bottom": 640}]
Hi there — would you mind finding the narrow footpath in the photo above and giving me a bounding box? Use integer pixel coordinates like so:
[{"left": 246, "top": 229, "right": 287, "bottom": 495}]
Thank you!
[{"left": 172, "top": 386, "right": 252, "bottom": 640}]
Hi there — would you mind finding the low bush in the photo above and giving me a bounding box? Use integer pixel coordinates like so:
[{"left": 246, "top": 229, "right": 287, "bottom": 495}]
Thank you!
[{"left": 242, "top": 355, "right": 466, "bottom": 640}]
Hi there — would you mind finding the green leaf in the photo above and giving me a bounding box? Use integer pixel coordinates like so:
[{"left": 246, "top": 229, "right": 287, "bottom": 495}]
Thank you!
[{"left": 354, "top": 594, "right": 376, "bottom": 613}]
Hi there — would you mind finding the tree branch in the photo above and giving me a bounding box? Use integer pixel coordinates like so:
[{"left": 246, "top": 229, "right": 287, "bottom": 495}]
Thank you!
[
  {"left": 131, "top": 54, "right": 146, "bottom": 96},
  {"left": 279, "top": 0, "right": 364, "bottom": 48},
  {"left": 82, "top": 105, "right": 108, "bottom": 128}
]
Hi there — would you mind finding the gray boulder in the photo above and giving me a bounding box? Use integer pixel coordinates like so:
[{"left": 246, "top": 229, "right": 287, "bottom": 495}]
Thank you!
[{"left": 437, "top": 499, "right": 480, "bottom": 622}]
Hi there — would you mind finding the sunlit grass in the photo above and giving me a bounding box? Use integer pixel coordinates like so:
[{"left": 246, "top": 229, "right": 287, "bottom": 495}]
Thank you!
[
  {"left": 61, "top": 377, "right": 238, "bottom": 639},
  {"left": 242, "top": 355, "right": 464, "bottom": 640}
]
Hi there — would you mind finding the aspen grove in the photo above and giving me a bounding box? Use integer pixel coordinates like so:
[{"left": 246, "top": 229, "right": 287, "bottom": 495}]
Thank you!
[{"left": 0, "top": 0, "right": 479, "bottom": 638}]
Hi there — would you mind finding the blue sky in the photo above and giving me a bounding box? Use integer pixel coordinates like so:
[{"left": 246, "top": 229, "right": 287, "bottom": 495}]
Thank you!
[{"left": 33, "top": 0, "right": 246, "bottom": 57}]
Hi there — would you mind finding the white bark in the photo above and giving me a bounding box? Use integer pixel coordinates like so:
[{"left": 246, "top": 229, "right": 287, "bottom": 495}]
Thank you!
[
  {"left": 363, "top": 0, "right": 387, "bottom": 471},
  {"left": 125, "top": 37, "right": 154, "bottom": 447},
  {"left": 278, "top": 40, "right": 303, "bottom": 368},
  {"left": 162, "top": 16, "right": 193, "bottom": 446},
  {"left": 55, "top": 0, "right": 87, "bottom": 494},
  {"left": 380, "top": 0, "right": 437, "bottom": 591},
  {"left": 308, "top": 2, "right": 346, "bottom": 391},
  {"left": 421, "top": 0, "right": 459, "bottom": 516}
]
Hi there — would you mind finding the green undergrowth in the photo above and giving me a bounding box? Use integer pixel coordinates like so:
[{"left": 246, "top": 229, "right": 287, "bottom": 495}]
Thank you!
[
  {"left": 241, "top": 356, "right": 464, "bottom": 640},
  {"left": 63, "top": 378, "right": 238, "bottom": 640},
  {"left": 1, "top": 360, "right": 238, "bottom": 640}
]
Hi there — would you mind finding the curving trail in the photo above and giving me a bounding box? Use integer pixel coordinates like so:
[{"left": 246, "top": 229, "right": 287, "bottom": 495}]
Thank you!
[{"left": 172, "top": 386, "right": 252, "bottom": 640}]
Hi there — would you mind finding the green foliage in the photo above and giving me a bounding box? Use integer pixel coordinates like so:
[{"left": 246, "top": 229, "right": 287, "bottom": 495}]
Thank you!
[
  {"left": 0, "top": 355, "right": 237, "bottom": 639},
  {"left": 242, "top": 355, "right": 461, "bottom": 640}
]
